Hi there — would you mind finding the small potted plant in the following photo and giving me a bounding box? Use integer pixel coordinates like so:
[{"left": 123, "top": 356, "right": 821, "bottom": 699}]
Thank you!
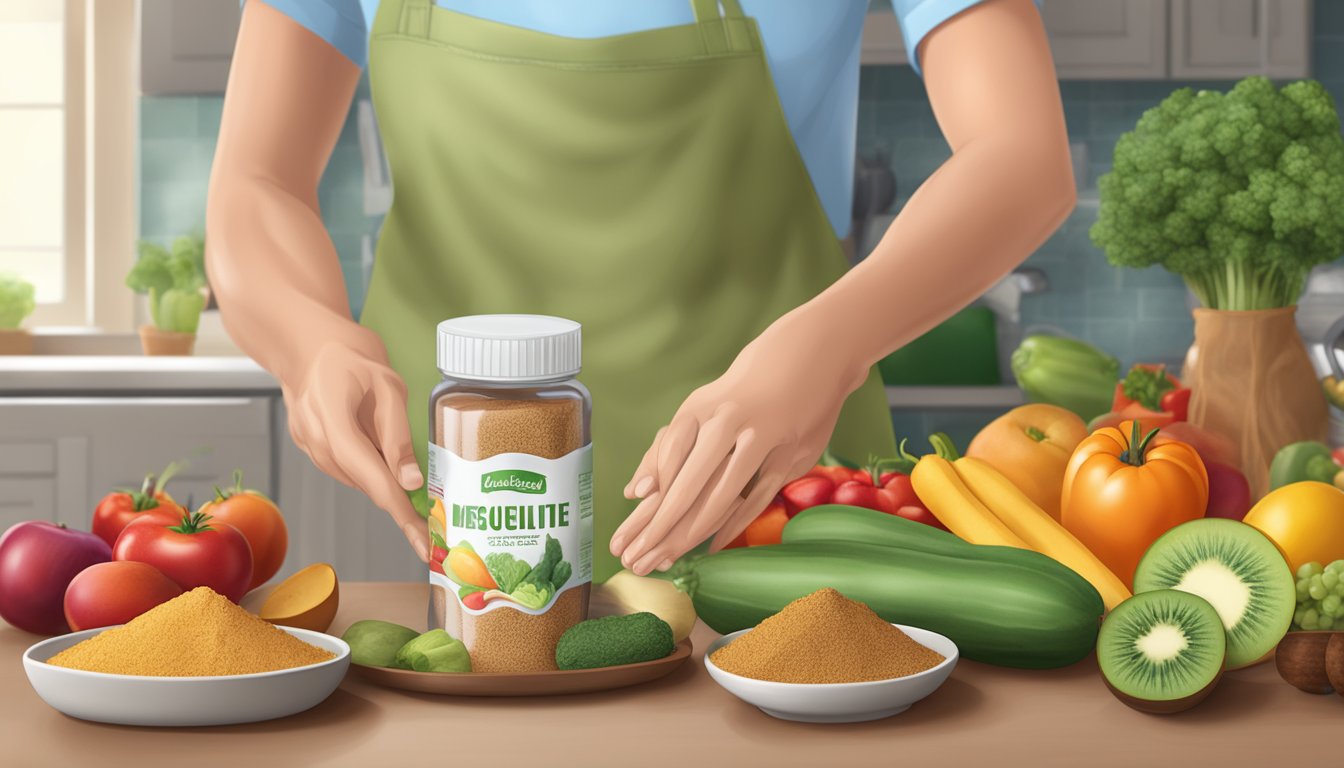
[
  {"left": 127, "top": 235, "right": 206, "bottom": 356},
  {"left": 0, "top": 272, "right": 36, "bottom": 355}
]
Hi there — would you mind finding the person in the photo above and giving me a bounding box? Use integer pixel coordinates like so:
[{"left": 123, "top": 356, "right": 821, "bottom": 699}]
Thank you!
[{"left": 207, "top": 0, "right": 1074, "bottom": 581}]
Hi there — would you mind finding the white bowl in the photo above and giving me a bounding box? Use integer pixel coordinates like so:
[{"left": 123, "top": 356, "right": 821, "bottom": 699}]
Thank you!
[
  {"left": 23, "top": 626, "right": 350, "bottom": 726},
  {"left": 704, "top": 623, "right": 958, "bottom": 723}
]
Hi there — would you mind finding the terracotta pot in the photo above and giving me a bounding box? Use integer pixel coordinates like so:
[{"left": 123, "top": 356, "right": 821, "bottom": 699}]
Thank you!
[
  {"left": 1182, "top": 307, "right": 1326, "bottom": 498},
  {"left": 0, "top": 328, "right": 33, "bottom": 355},
  {"left": 139, "top": 325, "right": 196, "bottom": 356}
]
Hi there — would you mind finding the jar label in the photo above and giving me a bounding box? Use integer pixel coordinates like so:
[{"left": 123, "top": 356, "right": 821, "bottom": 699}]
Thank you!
[{"left": 427, "top": 442, "right": 593, "bottom": 615}]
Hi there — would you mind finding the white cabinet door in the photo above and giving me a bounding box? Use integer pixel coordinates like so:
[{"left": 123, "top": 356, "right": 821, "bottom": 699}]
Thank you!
[
  {"left": 275, "top": 401, "right": 425, "bottom": 583},
  {"left": 0, "top": 397, "right": 271, "bottom": 531},
  {"left": 140, "top": 0, "right": 241, "bottom": 95},
  {"left": 1171, "top": 0, "right": 1311, "bottom": 78},
  {"left": 1047, "top": 0, "right": 1169, "bottom": 79}
]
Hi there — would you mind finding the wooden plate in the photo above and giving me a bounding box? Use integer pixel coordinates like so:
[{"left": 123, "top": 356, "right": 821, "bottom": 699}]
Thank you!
[{"left": 347, "top": 639, "right": 692, "bottom": 697}]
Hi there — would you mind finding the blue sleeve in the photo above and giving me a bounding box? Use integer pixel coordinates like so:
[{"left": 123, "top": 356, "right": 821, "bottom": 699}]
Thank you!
[
  {"left": 250, "top": 0, "right": 370, "bottom": 68},
  {"left": 892, "top": 0, "right": 1042, "bottom": 76}
]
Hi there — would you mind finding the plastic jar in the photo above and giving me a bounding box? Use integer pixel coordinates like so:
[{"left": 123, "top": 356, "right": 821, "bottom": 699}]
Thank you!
[{"left": 426, "top": 314, "right": 593, "bottom": 673}]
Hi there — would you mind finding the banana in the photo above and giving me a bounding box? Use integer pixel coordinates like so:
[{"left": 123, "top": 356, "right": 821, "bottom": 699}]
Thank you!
[
  {"left": 954, "top": 456, "right": 1131, "bottom": 611},
  {"left": 911, "top": 456, "right": 1030, "bottom": 548}
]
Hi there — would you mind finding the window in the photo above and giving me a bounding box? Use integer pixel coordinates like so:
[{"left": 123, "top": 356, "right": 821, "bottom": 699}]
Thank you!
[{"left": 0, "top": 1, "right": 84, "bottom": 326}]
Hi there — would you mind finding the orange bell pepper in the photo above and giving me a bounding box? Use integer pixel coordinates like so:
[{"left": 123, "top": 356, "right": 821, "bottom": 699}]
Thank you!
[
  {"left": 965, "top": 404, "right": 1088, "bottom": 522},
  {"left": 1061, "top": 420, "right": 1209, "bottom": 588}
]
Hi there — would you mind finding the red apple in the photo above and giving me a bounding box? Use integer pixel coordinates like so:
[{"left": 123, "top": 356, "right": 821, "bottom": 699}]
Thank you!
[
  {"left": 63, "top": 560, "right": 183, "bottom": 631},
  {"left": 0, "top": 521, "right": 112, "bottom": 635},
  {"left": 1205, "top": 461, "right": 1252, "bottom": 521}
]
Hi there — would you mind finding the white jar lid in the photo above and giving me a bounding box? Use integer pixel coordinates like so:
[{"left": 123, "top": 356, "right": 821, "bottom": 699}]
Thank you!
[{"left": 436, "top": 314, "right": 581, "bottom": 382}]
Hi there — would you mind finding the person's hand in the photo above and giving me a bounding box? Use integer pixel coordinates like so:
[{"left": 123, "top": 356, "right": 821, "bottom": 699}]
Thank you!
[
  {"left": 283, "top": 340, "right": 429, "bottom": 561},
  {"left": 609, "top": 315, "right": 868, "bottom": 575}
]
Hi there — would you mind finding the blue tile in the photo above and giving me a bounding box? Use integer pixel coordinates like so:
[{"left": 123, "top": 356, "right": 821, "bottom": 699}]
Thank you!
[
  {"left": 1315, "top": 37, "right": 1344, "bottom": 81},
  {"left": 140, "top": 139, "right": 211, "bottom": 186},
  {"left": 1316, "top": 0, "right": 1344, "bottom": 37},
  {"left": 197, "top": 97, "right": 224, "bottom": 138},
  {"left": 140, "top": 181, "right": 208, "bottom": 240},
  {"left": 140, "top": 98, "right": 199, "bottom": 140}
]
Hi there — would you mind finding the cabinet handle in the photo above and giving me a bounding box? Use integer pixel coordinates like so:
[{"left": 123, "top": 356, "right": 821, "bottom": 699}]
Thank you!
[{"left": 0, "top": 397, "right": 261, "bottom": 407}]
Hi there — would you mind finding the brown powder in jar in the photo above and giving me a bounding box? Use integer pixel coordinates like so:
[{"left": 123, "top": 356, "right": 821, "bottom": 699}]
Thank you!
[
  {"left": 709, "top": 588, "right": 945, "bottom": 684},
  {"left": 46, "top": 587, "right": 334, "bottom": 677},
  {"left": 433, "top": 391, "right": 589, "bottom": 672},
  {"left": 437, "top": 396, "right": 583, "bottom": 460}
]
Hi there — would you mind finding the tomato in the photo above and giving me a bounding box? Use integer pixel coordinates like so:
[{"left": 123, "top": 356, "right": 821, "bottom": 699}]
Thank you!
[
  {"left": 832, "top": 480, "right": 881, "bottom": 510},
  {"left": 197, "top": 471, "right": 288, "bottom": 591},
  {"left": 113, "top": 511, "right": 253, "bottom": 602},
  {"left": 779, "top": 476, "right": 835, "bottom": 515},
  {"left": 63, "top": 561, "right": 182, "bottom": 631},
  {"left": 895, "top": 505, "right": 949, "bottom": 531},
  {"left": 91, "top": 464, "right": 188, "bottom": 548},
  {"left": 1061, "top": 420, "right": 1208, "bottom": 588},
  {"left": 462, "top": 591, "right": 487, "bottom": 611},
  {"left": 881, "top": 474, "right": 921, "bottom": 509},
  {"left": 742, "top": 502, "right": 789, "bottom": 546},
  {"left": 804, "top": 466, "right": 865, "bottom": 485},
  {"left": 1243, "top": 482, "right": 1344, "bottom": 572}
]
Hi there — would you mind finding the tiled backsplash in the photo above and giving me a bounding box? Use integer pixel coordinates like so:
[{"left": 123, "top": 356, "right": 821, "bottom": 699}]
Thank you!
[
  {"left": 858, "top": 0, "right": 1344, "bottom": 372},
  {"left": 140, "top": 88, "right": 375, "bottom": 317}
]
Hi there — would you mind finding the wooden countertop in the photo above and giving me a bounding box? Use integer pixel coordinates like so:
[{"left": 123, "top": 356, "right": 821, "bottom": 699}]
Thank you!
[{"left": 2, "top": 582, "right": 1338, "bottom": 767}]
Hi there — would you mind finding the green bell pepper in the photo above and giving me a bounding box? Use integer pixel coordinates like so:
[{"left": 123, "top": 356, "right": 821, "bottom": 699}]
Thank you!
[{"left": 1269, "top": 441, "right": 1344, "bottom": 491}]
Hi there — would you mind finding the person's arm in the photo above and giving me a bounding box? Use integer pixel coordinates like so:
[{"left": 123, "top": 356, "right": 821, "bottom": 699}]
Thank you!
[
  {"left": 207, "top": 0, "right": 428, "bottom": 559},
  {"left": 611, "top": 0, "right": 1074, "bottom": 573}
]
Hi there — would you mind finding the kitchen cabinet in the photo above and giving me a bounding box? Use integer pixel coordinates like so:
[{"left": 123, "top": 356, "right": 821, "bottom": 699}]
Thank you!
[
  {"left": 275, "top": 401, "right": 425, "bottom": 582},
  {"left": 1044, "top": 0, "right": 1169, "bottom": 79},
  {"left": 1171, "top": 0, "right": 1312, "bottom": 78},
  {"left": 140, "top": 0, "right": 241, "bottom": 95},
  {"left": 861, "top": 0, "right": 1312, "bottom": 79},
  {"left": 0, "top": 397, "right": 271, "bottom": 531}
]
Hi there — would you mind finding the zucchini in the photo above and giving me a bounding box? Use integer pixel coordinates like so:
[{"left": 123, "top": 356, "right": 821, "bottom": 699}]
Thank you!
[
  {"left": 677, "top": 540, "right": 1102, "bottom": 669},
  {"left": 782, "top": 505, "right": 1101, "bottom": 605}
]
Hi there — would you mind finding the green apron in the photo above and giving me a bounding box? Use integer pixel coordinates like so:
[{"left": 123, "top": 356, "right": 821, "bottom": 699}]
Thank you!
[{"left": 361, "top": 0, "right": 896, "bottom": 580}]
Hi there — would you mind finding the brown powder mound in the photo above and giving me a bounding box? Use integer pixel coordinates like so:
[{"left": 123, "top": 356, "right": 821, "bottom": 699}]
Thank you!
[
  {"left": 709, "top": 588, "right": 945, "bottom": 684},
  {"left": 47, "top": 587, "right": 334, "bottom": 677}
]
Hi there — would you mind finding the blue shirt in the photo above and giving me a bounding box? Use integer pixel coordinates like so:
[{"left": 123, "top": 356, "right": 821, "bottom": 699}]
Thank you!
[{"left": 258, "top": 0, "right": 988, "bottom": 237}]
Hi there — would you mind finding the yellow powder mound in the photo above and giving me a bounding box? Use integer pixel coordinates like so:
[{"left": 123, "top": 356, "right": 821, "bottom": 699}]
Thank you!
[
  {"left": 47, "top": 586, "right": 334, "bottom": 676},
  {"left": 709, "top": 587, "right": 945, "bottom": 684}
]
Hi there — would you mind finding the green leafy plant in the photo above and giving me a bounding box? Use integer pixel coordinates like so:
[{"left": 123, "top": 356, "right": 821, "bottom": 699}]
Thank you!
[
  {"left": 127, "top": 235, "right": 206, "bottom": 333},
  {"left": 484, "top": 551, "right": 531, "bottom": 594},
  {"left": 0, "top": 272, "right": 36, "bottom": 330},
  {"left": 1091, "top": 77, "right": 1344, "bottom": 310}
]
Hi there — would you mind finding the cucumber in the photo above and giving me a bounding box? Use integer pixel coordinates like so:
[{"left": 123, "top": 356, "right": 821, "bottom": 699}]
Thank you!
[
  {"left": 679, "top": 541, "right": 1102, "bottom": 669},
  {"left": 783, "top": 505, "right": 1103, "bottom": 606}
]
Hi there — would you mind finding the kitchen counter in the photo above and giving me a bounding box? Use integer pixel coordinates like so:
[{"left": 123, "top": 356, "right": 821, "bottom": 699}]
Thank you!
[
  {"left": 2, "top": 582, "right": 1336, "bottom": 767},
  {"left": 0, "top": 356, "right": 278, "bottom": 394}
]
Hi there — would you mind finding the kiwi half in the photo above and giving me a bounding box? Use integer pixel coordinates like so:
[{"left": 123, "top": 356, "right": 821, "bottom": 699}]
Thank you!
[
  {"left": 1097, "top": 589, "right": 1226, "bottom": 713},
  {"left": 1134, "top": 518, "right": 1294, "bottom": 669}
]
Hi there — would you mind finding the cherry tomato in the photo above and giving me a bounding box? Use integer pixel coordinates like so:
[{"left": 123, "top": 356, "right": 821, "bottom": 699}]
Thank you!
[
  {"left": 881, "top": 473, "right": 921, "bottom": 508},
  {"left": 896, "top": 505, "right": 949, "bottom": 531},
  {"left": 833, "top": 480, "right": 882, "bottom": 510},
  {"left": 779, "top": 476, "right": 835, "bottom": 515},
  {"left": 742, "top": 502, "right": 790, "bottom": 546},
  {"left": 113, "top": 511, "right": 253, "bottom": 603},
  {"left": 805, "top": 465, "right": 866, "bottom": 485},
  {"left": 197, "top": 471, "right": 287, "bottom": 591},
  {"left": 462, "top": 591, "right": 487, "bottom": 611}
]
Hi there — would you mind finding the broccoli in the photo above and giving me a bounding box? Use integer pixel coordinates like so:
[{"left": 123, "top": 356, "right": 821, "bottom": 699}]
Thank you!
[
  {"left": 1091, "top": 77, "right": 1344, "bottom": 310},
  {"left": 554, "top": 612, "right": 675, "bottom": 670},
  {"left": 0, "top": 272, "right": 36, "bottom": 330}
]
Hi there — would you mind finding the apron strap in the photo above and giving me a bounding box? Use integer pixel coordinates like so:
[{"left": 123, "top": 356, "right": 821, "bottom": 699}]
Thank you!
[
  {"left": 690, "top": 0, "right": 752, "bottom": 53},
  {"left": 400, "top": 0, "right": 432, "bottom": 37},
  {"left": 690, "top": 0, "right": 747, "bottom": 21}
]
